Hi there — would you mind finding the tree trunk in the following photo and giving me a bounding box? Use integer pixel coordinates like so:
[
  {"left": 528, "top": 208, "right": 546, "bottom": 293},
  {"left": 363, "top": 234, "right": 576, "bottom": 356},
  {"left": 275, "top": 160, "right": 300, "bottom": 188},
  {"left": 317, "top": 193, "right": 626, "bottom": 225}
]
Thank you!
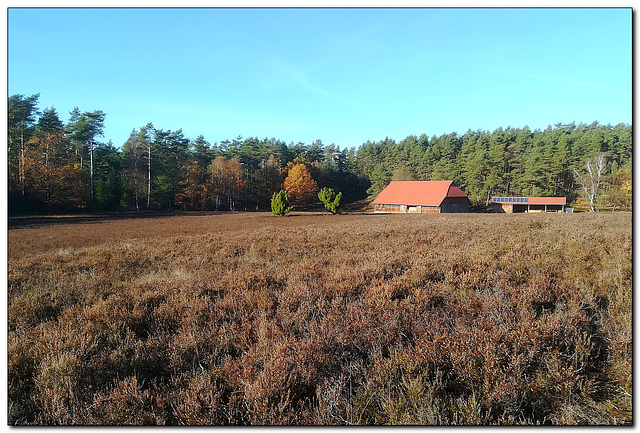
[
  {"left": 574, "top": 153, "right": 606, "bottom": 212},
  {"left": 90, "top": 135, "right": 94, "bottom": 208},
  {"left": 147, "top": 140, "right": 151, "bottom": 209},
  {"left": 484, "top": 187, "right": 492, "bottom": 207},
  {"left": 134, "top": 156, "right": 140, "bottom": 211},
  {"left": 19, "top": 128, "right": 25, "bottom": 196}
]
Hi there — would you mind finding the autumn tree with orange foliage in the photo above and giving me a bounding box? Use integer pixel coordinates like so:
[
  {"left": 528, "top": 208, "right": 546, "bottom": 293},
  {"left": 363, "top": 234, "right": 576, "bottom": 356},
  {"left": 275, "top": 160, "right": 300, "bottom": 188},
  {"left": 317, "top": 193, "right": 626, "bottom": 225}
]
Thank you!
[
  {"left": 284, "top": 163, "right": 318, "bottom": 208},
  {"left": 180, "top": 160, "right": 208, "bottom": 210},
  {"left": 281, "top": 157, "right": 309, "bottom": 179},
  {"left": 603, "top": 167, "right": 632, "bottom": 211},
  {"left": 23, "top": 132, "right": 64, "bottom": 207},
  {"left": 20, "top": 128, "right": 92, "bottom": 211}
]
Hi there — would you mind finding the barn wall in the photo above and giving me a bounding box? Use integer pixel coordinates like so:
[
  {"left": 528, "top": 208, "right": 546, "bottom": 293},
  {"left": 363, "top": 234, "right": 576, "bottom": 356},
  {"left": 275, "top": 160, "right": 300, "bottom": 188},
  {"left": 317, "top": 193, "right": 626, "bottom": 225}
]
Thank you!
[
  {"left": 374, "top": 204, "right": 407, "bottom": 213},
  {"left": 420, "top": 206, "right": 440, "bottom": 214},
  {"left": 440, "top": 197, "right": 470, "bottom": 213},
  {"left": 492, "top": 203, "right": 513, "bottom": 213},
  {"left": 374, "top": 204, "right": 442, "bottom": 214}
]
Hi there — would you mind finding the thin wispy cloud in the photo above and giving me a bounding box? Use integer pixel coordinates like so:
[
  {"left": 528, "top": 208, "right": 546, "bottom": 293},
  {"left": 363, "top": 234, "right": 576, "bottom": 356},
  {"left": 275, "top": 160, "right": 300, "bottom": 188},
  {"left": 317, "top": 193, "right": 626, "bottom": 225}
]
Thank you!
[
  {"left": 526, "top": 74, "right": 628, "bottom": 97},
  {"left": 267, "top": 55, "right": 357, "bottom": 106}
]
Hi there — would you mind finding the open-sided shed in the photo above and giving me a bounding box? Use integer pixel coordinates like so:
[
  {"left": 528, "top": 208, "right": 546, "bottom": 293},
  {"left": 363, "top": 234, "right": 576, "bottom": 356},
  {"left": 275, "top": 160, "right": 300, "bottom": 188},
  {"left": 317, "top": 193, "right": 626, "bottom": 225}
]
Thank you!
[
  {"left": 492, "top": 196, "right": 567, "bottom": 213},
  {"left": 373, "top": 181, "right": 470, "bottom": 214}
]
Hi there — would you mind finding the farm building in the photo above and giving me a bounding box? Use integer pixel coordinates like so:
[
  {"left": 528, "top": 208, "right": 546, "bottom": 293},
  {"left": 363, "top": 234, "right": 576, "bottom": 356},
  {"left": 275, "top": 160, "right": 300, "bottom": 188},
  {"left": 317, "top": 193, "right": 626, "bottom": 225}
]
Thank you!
[
  {"left": 373, "top": 181, "right": 470, "bottom": 214},
  {"left": 492, "top": 196, "right": 567, "bottom": 213}
]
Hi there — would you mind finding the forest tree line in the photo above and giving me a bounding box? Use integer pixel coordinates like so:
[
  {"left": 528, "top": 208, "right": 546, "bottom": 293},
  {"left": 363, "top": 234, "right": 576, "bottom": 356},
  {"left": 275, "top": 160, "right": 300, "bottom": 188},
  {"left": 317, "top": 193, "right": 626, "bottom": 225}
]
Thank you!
[{"left": 8, "top": 93, "right": 632, "bottom": 214}]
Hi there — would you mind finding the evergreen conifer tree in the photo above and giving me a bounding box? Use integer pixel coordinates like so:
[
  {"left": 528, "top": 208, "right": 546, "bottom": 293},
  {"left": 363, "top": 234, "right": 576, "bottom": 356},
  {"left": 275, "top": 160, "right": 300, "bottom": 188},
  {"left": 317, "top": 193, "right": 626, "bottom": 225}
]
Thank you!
[
  {"left": 271, "top": 189, "right": 290, "bottom": 216},
  {"left": 318, "top": 187, "right": 342, "bottom": 214}
]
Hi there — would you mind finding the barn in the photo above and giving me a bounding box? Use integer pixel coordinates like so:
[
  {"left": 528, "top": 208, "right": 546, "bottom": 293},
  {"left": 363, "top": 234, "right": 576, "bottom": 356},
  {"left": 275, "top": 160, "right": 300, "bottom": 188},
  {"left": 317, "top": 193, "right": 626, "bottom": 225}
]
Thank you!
[
  {"left": 373, "top": 181, "right": 470, "bottom": 214},
  {"left": 492, "top": 196, "right": 567, "bottom": 213}
]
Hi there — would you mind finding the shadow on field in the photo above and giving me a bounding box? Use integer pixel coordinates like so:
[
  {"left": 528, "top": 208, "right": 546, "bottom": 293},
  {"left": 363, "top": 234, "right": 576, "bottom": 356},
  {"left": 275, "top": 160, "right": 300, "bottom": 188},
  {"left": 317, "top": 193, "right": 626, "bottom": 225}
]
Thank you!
[
  {"left": 7, "top": 209, "right": 385, "bottom": 229},
  {"left": 7, "top": 210, "right": 212, "bottom": 229}
]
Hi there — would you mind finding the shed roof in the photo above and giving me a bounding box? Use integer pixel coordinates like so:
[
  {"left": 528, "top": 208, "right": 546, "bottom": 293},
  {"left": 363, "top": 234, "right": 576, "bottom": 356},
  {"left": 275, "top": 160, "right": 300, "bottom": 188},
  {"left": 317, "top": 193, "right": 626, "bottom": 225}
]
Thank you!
[
  {"left": 527, "top": 197, "right": 566, "bottom": 205},
  {"left": 373, "top": 181, "right": 468, "bottom": 207}
]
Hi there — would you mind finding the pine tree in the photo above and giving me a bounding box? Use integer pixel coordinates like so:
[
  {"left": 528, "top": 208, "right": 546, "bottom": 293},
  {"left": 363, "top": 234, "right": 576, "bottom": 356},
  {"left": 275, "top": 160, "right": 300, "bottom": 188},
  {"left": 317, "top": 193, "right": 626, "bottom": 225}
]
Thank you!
[
  {"left": 391, "top": 166, "right": 416, "bottom": 181},
  {"left": 36, "top": 107, "right": 64, "bottom": 136},
  {"left": 8, "top": 93, "right": 40, "bottom": 198},
  {"left": 318, "top": 187, "right": 342, "bottom": 214},
  {"left": 366, "top": 164, "right": 391, "bottom": 201}
]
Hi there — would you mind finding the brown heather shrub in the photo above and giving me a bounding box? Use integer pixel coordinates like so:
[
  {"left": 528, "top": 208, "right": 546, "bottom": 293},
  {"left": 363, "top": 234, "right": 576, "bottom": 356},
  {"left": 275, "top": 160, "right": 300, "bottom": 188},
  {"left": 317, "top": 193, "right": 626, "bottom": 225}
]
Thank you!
[{"left": 8, "top": 211, "right": 632, "bottom": 425}]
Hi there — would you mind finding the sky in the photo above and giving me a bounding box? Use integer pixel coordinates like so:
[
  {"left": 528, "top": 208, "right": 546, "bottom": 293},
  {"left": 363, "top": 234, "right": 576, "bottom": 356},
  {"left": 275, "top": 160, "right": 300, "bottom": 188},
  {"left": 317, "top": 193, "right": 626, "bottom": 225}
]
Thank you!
[{"left": 7, "top": 7, "right": 632, "bottom": 149}]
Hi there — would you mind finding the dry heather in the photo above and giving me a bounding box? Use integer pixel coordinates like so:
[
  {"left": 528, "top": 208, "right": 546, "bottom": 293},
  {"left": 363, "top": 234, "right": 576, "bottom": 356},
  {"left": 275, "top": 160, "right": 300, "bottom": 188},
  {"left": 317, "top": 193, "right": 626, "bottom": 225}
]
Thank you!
[{"left": 8, "top": 211, "right": 632, "bottom": 425}]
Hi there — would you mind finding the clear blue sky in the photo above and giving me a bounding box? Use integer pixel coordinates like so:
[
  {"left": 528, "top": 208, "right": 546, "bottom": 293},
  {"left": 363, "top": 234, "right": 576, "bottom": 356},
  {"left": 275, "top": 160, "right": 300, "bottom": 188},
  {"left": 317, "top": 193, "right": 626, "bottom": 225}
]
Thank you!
[{"left": 8, "top": 8, "right": 631, "bottom": 149}]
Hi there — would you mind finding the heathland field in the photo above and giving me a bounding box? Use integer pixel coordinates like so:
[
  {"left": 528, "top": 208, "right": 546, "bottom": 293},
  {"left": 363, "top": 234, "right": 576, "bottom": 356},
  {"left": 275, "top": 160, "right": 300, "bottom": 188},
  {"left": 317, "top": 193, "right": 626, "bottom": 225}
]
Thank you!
[{"left": 8, "top": 211, "right": 632, "bottom": 425}]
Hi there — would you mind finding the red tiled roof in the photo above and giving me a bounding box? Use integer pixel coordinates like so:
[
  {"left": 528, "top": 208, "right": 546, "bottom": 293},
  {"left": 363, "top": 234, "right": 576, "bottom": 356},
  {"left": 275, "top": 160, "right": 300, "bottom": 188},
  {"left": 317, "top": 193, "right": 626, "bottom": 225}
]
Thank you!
[
  {"left": 447, "top": 184, "right": 468, "bottom": 198},
  {"left": 528, "top": 197, "right": 566, "bottom": 205},
  {"left": 373, "top": 181, "right": 468, "bottom": 207}
]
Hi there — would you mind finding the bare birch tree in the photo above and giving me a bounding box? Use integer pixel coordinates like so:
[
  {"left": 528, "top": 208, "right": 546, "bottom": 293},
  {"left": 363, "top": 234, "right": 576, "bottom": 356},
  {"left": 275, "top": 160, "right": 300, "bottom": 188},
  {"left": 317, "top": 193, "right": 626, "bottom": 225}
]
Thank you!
[
  {"left": 140, "top": 123, "right": 155, "bottom": 210},
  {"left": 574, "top": 153, "right": 607, "bottom": 212},
  {"left": 122, "top": 130, "right": 146, "bottom": 211},
  {"left": 84, "top": 111, "right": 105, "bottom": 208}
]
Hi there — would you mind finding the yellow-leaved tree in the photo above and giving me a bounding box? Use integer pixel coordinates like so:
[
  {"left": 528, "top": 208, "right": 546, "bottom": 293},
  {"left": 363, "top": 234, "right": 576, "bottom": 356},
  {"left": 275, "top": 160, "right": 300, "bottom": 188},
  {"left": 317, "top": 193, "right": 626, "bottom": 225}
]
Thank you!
[
  {"left": 209, "top": 156, "right": 246, "bottom": 211},
  {"left": 283, "top": 163, "right": 318, "bottom": 208},
  {"left": 180, "top": 160, "right": 208, "bottom": 210}
]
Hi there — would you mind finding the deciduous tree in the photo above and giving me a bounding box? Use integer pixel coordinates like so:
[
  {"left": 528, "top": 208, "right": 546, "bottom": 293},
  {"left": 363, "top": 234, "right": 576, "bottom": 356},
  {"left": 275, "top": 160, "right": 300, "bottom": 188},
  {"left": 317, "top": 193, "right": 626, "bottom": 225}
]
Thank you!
[
  {"left": 182, "top": 160, "right": 208, "bottom": 210},
  {"left": 55, "top": 163, "right": 89, "bottom": 209},
  {"left": 122, "top": 129, "right": 147, "bottom": 211},
  {"left": 574, "top": 153, "right": 607, "bottom": 212},
  {"left": 209, "top": 156, "right": 246, "bottom": 211},
  {"left": 283, "top": 163, "right": 318, "bottom": 208},
  {"left": 140, "top": 123, "right": 155, "bottom": 209},
  {"left": 260, "top": 154, "right": 282, "bottom": 208},
  {"left": 601, "top": 166, "right": 631, "bottom": 211}
]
